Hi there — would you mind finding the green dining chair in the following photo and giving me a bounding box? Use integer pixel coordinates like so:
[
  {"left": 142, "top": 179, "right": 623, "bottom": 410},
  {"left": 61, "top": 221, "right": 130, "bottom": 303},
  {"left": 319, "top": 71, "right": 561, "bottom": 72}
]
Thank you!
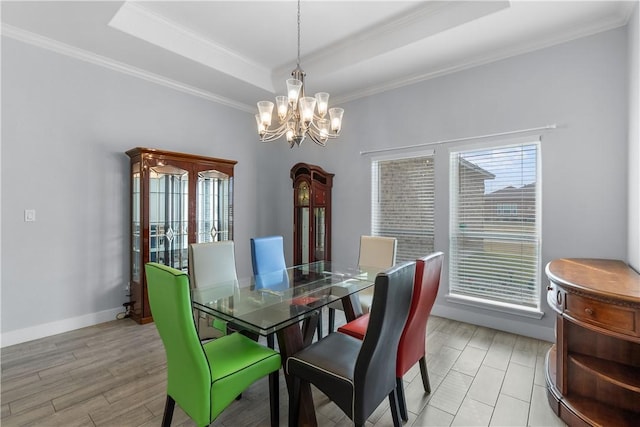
[{"left": 145, "top": 262, "right": 281, "bottom": 427}]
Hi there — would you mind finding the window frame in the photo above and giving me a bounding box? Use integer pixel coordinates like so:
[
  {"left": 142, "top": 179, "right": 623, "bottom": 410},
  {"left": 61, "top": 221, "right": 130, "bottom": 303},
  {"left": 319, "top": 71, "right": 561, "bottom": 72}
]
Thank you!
[
  {"left": 447, "top": 137, "right": 544, "bottom": 319},
  {"left": 370, "top": 149, "right": 436, "bottom": 263}
]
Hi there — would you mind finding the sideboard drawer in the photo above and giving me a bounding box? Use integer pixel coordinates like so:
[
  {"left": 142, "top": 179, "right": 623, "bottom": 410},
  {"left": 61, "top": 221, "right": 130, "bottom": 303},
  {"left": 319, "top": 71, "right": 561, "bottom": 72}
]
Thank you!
[{"left": 565, "top": 293, "right": 638, "bottom": 337}]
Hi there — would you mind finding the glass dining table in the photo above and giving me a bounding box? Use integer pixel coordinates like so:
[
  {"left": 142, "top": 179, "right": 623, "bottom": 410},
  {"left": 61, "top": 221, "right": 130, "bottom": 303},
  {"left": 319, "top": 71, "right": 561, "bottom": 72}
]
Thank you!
[{"left": 191, "top": 260, "right": 379, "bottom": 427}]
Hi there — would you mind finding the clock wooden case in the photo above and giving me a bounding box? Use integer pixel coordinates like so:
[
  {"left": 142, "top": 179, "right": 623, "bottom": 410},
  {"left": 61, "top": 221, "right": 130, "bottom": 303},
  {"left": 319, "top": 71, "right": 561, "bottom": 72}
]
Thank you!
[{"left": 290, "top": 163, "right": 334, "bottom": 265}]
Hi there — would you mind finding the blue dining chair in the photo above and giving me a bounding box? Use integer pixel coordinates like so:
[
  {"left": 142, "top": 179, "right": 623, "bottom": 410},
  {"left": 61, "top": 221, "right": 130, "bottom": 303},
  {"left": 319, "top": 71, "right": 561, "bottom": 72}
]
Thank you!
[{"left": 251, "top": 236, "right": 323, "bottom": 340}]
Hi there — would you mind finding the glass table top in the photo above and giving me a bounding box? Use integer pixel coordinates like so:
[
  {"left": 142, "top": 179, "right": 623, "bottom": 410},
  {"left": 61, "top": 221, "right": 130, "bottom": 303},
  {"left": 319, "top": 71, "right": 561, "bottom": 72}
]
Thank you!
[{"left": 191, "top": 261, "right": 379, "bottom": 336}]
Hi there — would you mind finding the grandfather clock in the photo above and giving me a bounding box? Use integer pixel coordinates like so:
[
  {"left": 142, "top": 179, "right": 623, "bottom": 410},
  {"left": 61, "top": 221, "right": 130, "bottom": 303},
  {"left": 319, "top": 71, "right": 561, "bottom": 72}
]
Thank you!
[{"left": 291, "top": 163, "right": 333, "bottom": 265}]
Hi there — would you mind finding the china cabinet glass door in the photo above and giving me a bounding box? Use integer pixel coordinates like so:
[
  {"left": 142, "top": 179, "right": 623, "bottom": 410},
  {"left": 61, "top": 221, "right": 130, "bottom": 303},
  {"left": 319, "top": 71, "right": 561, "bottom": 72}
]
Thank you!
[
  {"left": 197, "top": 169, "right": 232, "bottom": 243},
  {"left": 149, "top": 164, "right": 189, "bottom": 270}
]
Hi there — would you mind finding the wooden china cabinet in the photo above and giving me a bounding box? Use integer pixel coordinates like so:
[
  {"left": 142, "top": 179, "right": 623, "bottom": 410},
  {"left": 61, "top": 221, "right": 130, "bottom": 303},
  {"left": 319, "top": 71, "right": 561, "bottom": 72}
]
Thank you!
[
  {"left": 126, "top": 147, "right": 236, "bottom": 324},
  {"left": 545, "top": 258, "right": 640, "bottom": 426},
  {"left": 290, "top": 163, "right": 333, "bottom": 265}
]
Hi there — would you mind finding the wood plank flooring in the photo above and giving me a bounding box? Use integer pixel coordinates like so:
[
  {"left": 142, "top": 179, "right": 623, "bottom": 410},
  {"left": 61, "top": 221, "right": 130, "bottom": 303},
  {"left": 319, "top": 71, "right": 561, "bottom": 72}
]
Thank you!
[{"left": 1, "top": 313, "right": 566, "bottom": 426}]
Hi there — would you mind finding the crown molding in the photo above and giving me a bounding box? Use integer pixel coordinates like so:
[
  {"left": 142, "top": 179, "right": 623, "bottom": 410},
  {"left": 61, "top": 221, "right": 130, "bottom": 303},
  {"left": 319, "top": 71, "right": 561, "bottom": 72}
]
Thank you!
[
  {"left": 333, "top": 12, "right": 630, "bottom": 106},
  {"left": 1, "top": 24, "right": 255, "bottom": 114},
  {"left": 108, "top": 1, "right": 274, "bottom": 93},
  {"left": 275, "top": 1, "right": 510, "bottom": 80}
]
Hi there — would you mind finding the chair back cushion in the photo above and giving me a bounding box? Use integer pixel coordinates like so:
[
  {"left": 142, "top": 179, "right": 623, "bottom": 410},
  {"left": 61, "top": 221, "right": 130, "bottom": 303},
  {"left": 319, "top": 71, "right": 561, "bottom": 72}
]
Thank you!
[
  {"left": 145, "top": 262, "right": 211, "bottom": 425},
  {"left": 354, "top": 261, "right": 415, "bottom": 420},
  {"left": 358, "top": 236, "right": 397, "bottom": 269},
  {"left": 251, "top": 236, "right": 291, "bottom": 290},
  {"left": 396, "top": 252, "right": 444, "bottom": 377},
  {"left": 250, "top": 236, "right": 287, "bottom": 274},
  {"left": 188, "top": 241, "right": 238, "bottom": 288}
]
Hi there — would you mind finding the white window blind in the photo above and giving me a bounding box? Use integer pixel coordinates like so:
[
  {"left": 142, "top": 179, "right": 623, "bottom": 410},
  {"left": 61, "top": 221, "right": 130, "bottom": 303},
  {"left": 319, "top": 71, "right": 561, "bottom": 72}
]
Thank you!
[
  {"left": 449, "top": 141, "right": 540, "bottom": 309},
  {"left": 372, "top": 153, "right": 435, "bottom": 262}
]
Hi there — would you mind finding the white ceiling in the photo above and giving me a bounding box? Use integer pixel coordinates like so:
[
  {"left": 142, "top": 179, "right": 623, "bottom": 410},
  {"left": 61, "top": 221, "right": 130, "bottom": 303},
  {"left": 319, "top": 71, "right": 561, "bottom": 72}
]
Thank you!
[{"left": 1, "top": 1, "right": 636, "bottom": 113}]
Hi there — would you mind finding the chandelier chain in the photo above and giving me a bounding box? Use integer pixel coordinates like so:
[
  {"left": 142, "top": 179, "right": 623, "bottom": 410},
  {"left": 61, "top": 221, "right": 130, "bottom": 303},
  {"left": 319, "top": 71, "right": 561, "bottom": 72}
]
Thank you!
[{"left": 297, "top": 0, "right": 301, "bottom": 68}]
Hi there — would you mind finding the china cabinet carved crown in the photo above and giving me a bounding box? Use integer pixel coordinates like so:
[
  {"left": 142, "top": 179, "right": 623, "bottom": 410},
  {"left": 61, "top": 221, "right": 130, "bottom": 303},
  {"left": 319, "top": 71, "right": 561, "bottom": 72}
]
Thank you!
[
  {"left": 290, "top": 163, "right": 333, "bottom": 265},
  {"left": 126, "top": 148, "right": 236, "bottom": 324}
]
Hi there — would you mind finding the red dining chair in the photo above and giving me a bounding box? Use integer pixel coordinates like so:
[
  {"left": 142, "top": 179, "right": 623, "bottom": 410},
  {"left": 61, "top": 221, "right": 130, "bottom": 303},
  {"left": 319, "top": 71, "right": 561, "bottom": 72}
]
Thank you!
[{"left": 337, "top": 251, "right": 444, "bottom": 421}]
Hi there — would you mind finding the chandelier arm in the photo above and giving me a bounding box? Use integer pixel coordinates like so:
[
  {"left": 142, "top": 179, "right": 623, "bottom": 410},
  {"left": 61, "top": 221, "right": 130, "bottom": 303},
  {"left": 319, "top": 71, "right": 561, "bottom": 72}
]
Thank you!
[
  {"left": 308, "top": 121, "right": 340, "bottom": 139},
  {"left": 263, "top": 122, "right": 289, "bottom": 135},
  {"left": 307, "top": 131, "right": 328, "bottom": 147}
]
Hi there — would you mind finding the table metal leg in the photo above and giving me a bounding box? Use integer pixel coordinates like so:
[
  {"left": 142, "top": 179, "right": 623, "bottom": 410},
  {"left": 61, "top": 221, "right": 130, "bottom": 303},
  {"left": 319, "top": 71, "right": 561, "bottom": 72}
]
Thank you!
[
  {"left": 341, "top": 293, "right": 363, "bottom": 322},
  {"left": 277, "top": 312, "right": 320, "bottom": 427}
]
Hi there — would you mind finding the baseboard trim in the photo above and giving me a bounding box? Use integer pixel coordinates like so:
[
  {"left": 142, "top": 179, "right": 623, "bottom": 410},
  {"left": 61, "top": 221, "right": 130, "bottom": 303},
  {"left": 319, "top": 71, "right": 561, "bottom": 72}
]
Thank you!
[
  {"left": 431, "top": 304, "right": 555, "bottom": 342},
  {"left": 1, "top": 307, "right": 123, "bottom": 348}
]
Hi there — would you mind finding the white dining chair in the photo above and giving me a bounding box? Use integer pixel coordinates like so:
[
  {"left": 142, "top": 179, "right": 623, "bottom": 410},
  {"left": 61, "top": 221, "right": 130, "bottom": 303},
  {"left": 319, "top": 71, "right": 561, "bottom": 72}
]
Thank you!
[
  {"left": 188, "top": 240, "right": 239, "bottom": 340},
  {"left": 328, "top": 235, "right": 397, "bottom": 332}
]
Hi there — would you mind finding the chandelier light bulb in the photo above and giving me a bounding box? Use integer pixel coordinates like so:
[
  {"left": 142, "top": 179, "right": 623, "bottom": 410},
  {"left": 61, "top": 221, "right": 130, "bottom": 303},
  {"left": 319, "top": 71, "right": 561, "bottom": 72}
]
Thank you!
[
  {"left": 257, "top": 101, "right": 274, "bottom": 127},
  {"left": 329, "top": 108, "right": 344, "bottom": 132},
  {"left": 275, "top": 96, "right": 289, "bottom": 121},
  {"left": 299, "top": 97, "right": 316, "bottom": 124},
  {"left": 255, "top": 114, "right": 266, "bottom": 136},
  {"left": 318, "top": 118, "right": 330, "bottom": 140},
  {"left": 286, "top": 79, "right": 302, "bottom": 106},
  {"left": 315, "top": 92, "right": 329, "bottom": 118}
]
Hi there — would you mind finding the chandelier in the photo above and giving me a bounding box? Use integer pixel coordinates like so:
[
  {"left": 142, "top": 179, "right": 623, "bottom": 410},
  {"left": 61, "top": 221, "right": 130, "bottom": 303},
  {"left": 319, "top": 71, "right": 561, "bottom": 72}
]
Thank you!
[{"left": 255, "top": 0, "right": 344, "bottom": 148}]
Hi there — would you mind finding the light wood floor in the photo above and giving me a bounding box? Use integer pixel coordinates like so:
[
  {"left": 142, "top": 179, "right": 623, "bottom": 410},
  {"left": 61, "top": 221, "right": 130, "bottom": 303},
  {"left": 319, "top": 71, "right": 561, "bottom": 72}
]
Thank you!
[{"left": 1, "top": 312, "right": 566, "bottom": 427}]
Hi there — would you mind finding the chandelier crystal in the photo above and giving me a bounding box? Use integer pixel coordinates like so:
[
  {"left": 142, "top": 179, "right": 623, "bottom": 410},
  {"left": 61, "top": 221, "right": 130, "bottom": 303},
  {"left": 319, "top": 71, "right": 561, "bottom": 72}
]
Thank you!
[{"left": 255, "top": 0, "right": 344, "bottom": 148}]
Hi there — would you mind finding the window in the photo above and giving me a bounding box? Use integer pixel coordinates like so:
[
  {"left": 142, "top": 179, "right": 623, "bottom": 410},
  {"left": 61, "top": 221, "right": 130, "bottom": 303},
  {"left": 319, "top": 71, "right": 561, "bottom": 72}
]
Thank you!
[
  {"left": 449, "top": 140, "right": 541, "bottom": 313},
  {"left": 371, "top": 152, "right": 435, "bottom": 262}
]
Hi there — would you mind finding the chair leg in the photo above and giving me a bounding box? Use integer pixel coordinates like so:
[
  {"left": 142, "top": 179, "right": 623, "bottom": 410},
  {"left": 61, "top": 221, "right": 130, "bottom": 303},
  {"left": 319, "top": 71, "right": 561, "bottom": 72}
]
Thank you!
[
  {"left": 419, "top": 356, "right": 431, "bottom": 394},
  {"left": 316, "top": 311, "right": 323, "bottom": 340},
  {"left": 267, "top": 333, "right": 275, "bottom": 349},
  {"left": 328, "top": 308, "right": 335, "bottom": 333},
  {"left": 161, "top": 395, "right": 175, "bottom": 427},
  {"left": 388, "top": 388, "right": 402, "bottom": 427},
  {"left": 269, "top": 370, "right": 279, "bottom": 427},
  {"left": 396, "top": 377, "right": 408, "bottom": 422},
  {"left": 289, "top": 377, "right": 301, "bottom": 427}
]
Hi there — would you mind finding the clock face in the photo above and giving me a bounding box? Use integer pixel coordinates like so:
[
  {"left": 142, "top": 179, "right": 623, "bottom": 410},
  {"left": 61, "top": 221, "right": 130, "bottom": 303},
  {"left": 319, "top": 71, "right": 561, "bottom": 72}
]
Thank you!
[{"left": 298, "top": 181, "right": 310, "bottom": 205}]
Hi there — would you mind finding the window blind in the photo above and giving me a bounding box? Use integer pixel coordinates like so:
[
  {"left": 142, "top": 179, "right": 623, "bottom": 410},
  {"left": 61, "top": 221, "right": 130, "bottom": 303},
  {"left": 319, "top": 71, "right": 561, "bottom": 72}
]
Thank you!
[
  {"left": 449, "top": 141, "right": 540, "bottom": 309},
  {"left": 371, "top": 154, "right": 435, "bottom": 262}
]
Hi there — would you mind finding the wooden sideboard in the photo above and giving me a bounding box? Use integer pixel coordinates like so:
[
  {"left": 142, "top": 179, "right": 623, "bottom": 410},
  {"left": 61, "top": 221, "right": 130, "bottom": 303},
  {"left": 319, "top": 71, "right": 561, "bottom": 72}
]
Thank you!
[{"left": 545, "top": 258, "right": 640, "bottom": 426}]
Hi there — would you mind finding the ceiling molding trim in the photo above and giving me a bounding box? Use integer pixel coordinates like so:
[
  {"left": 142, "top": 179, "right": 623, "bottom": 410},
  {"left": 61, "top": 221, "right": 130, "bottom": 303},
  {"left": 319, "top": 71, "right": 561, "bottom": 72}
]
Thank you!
[
  {"left": 274, "top": 0, "right": 510, "bottom": 80},
  {"left": 1, "top": 24, "right": 255, "bottom": 113},
  {"left": 620, "top": 1, "right": 639, "bottom": 24},
  {"left": 108, "top": 2, "right": 274, "bottom": 93},
  {"left": 333, "top": 15, "right": 630, "bottom": 106}
]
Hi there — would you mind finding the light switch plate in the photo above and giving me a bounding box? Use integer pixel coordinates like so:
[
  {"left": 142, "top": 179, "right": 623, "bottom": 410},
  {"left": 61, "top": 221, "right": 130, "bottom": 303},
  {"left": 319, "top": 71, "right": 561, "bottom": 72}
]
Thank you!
[{"left": 24, "top": 209, "right": 36, "bottom": 222}]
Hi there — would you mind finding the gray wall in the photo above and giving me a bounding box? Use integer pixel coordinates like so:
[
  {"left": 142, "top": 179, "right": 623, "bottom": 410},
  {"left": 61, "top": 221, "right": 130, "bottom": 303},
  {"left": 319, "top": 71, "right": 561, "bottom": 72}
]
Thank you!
[
  {"left": 1, "top": 37, "right": 260, "bottom": 344},
  {"left": 257, "top": 27, "right": 630, "bottom": 341},
  {"left": 1, "top": 23, "right": 634, "bottom": 345}
]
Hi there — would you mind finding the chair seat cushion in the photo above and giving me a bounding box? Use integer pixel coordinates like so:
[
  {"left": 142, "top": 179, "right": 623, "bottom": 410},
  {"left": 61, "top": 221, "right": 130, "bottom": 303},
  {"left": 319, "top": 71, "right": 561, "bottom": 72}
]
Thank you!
[
  {"left": 204, "top": 332, "right": 281, "bottom": 420},
  {"left": 337, "top": 314, "right": 370, "bottom": 340},
  {"left": 286, "top": 332, "right": 362, "bottom": 417}
]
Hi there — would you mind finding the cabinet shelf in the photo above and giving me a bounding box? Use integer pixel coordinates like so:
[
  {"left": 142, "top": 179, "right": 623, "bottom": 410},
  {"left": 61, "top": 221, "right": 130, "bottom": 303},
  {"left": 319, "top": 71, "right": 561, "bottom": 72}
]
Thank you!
[
  {"left": 563, "top": 395, "right": 638, "bottom": 427},
  {"left": 569, "top": 353, "right": 640, "bottom": 393}
]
